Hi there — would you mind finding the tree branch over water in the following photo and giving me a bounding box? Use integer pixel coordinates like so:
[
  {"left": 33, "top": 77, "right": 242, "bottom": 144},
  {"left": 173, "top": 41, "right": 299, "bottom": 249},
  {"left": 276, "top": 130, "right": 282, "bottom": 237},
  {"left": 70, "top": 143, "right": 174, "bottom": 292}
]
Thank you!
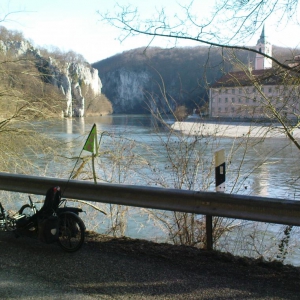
[{"left": 99, "top": 0, "right": 300, "bottom": 72}]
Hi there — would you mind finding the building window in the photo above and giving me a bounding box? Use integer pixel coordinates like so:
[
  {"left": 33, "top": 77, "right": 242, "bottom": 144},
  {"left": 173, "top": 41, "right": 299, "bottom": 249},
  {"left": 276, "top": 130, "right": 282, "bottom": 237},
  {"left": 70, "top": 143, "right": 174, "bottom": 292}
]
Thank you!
[
  {"left": 225, "top": 107, "right": 228, "bottom": 112},
  {"left": 246, "top": 98, "right": 249, "bottom": 103},
  {"left": 225, "top": 98, "right": 228, "bottom": 103},
  {"left": 268, "top": 87, "right": 272, "bottom": 93},
  {"left": 232, "top": 89, "right": 235, "bottom": 94},
  {"left": 232, "top": 98, "right": 235, "bottom": 103},
  {"left": 253, "top": 88, "right": 256, "bottom": 93},
  {"left": 238, "top": 98, "right": 242, "bottom": 103},
  {"left": 225, "top": 89, "right": 228, "bottom": 94},
  {"left": 212, "top": 98, "right": 215, "bottom": 103},
  {"left": 261, "top": 87, "right": 264, "bottom": 92},
  {"left": 219, "top": 98, "right": 221, "bottom": 103},
  {"left": 231, "top": 107, "right": 234, "bottom": 112},
  {"left": 218, "top": 107, "right": 221, "bottom": 112},
  {"left": 253, "top": 97, "right": 256, "bottom": 102},
  {"left": 239, "top": 88, "right": 242, "bottom": 94}
]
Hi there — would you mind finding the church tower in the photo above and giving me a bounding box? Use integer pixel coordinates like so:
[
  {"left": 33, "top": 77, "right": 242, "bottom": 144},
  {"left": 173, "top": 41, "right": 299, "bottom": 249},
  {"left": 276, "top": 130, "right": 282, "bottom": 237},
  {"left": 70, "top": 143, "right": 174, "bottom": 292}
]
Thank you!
[{"left": 255, "top": 25, "right": 272, "bottom": 70}]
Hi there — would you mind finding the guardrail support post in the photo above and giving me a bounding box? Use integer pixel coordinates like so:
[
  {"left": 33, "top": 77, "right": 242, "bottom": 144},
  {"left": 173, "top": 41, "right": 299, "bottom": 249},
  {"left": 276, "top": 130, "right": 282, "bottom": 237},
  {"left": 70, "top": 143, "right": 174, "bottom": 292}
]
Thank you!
[{"left": 206, "top": 215, "right": 213, "bottom": 250}]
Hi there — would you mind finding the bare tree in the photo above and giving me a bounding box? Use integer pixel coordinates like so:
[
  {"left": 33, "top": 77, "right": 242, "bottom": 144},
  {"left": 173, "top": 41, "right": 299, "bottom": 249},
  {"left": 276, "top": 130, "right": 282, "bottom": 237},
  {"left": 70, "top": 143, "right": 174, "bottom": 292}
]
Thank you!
[
  {"left": 99, "top": 0, "right": 299, "bottom": 72},
  {"left": 98, "top": 1, "right": 300, "bottom": 257}
]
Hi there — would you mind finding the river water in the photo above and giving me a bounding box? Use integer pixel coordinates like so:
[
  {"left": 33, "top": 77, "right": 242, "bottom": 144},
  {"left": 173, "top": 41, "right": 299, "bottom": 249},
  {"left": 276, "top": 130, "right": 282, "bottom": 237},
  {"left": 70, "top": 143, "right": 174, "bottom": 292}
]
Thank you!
[
  {"left": 36, "top": 115, "right": 300, "bottom": 199},
  {"left": 6, "top": 115, "right": 300, "bottom": 266}
]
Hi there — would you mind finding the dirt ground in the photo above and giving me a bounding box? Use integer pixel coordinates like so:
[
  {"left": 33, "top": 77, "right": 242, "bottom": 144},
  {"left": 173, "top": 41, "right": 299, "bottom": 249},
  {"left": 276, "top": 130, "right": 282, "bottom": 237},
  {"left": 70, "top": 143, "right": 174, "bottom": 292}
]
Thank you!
[{"left": 0, "top": 231, "right": 300, "bottom": 299}]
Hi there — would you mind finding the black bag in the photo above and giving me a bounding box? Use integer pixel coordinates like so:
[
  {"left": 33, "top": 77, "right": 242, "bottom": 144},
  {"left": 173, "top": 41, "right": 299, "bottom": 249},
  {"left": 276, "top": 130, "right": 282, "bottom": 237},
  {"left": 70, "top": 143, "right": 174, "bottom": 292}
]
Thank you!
[{"left": 38, "top": 214, "right": 59, "bottom": 243}]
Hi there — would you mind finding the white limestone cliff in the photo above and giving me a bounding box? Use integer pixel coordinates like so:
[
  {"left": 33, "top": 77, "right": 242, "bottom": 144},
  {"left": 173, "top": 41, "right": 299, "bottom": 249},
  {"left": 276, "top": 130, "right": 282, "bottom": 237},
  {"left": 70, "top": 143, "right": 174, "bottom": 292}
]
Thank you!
[
  {"left": 101, "top": 68, "right": 150, "bottom": 113},
  {"left": 0, "top": 39, "right": 103, "bottom": 117}
]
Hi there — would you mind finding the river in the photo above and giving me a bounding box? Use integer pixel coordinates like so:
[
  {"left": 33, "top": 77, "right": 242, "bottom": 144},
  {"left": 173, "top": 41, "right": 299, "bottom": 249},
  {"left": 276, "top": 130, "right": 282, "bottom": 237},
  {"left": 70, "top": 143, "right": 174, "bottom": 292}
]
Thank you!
[{"left": 5, "top": 115, "right": 300, "bottom": 266}]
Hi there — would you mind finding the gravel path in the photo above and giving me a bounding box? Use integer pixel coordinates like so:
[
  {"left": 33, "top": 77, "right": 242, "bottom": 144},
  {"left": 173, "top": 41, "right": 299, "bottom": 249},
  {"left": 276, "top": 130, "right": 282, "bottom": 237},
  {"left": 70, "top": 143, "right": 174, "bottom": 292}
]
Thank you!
[{"left": 0, "top": 231, "right": 299, "bottom": 299}]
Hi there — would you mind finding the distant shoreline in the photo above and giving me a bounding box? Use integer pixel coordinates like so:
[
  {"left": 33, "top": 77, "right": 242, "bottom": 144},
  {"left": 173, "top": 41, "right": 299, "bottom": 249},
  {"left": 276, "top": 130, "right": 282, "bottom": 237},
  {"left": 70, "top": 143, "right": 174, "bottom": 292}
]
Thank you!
[{"left": 171, "top": 120, "right": 300, "bottom": 138}]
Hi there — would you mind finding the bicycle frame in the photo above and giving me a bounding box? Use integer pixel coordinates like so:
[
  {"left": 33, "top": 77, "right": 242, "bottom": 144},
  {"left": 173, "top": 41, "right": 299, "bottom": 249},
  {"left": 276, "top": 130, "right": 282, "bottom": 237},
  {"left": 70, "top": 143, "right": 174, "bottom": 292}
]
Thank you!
[{"left": 0, "top": 187, "right": 86, "bottom": 252}]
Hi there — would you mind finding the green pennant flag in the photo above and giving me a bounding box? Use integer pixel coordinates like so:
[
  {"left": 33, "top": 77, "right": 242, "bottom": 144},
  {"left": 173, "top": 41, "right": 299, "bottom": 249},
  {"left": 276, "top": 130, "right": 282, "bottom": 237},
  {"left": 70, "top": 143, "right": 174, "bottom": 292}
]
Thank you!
[{"left": 83, "top": 124, "right": 98, "bottom": 154}]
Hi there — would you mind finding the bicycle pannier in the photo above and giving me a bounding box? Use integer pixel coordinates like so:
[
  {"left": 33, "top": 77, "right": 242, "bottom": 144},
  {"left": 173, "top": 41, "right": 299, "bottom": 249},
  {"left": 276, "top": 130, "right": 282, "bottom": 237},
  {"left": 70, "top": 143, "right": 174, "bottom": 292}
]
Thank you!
[{"left": 38, "top": 215, "right": 59, "bottom": 243}]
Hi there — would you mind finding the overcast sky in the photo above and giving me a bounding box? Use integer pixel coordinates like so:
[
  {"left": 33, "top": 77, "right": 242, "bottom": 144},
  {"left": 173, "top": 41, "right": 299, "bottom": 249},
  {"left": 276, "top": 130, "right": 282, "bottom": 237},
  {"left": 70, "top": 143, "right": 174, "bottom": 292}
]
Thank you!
[{"left": 1, "top": 0, "right": 299, "bottom": 63}]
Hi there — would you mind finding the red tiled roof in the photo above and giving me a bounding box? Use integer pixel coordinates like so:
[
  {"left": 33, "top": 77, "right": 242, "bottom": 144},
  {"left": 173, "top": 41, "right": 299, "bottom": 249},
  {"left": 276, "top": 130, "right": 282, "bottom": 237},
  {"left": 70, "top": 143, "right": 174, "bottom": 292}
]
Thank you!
[{"left": 210, "top": 68, "right": 283, "bottom": 88}]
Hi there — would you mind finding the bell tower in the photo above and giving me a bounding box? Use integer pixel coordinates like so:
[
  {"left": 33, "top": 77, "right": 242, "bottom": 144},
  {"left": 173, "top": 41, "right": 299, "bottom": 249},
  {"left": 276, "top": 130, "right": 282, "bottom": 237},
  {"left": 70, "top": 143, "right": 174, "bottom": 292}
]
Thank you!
[{"left": 255, "top": 25, "right": 272, "bottom": 70}]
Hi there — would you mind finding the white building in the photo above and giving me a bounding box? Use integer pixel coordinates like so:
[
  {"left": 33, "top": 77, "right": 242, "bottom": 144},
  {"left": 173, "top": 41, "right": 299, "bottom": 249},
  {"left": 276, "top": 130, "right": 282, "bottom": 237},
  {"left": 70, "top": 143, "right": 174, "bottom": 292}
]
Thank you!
[
  {"left": 209, "top": 27, "right": 300, "bottom": 119},
  {"left": 255, "top": 26, "right": 272, "bottom": 70}
]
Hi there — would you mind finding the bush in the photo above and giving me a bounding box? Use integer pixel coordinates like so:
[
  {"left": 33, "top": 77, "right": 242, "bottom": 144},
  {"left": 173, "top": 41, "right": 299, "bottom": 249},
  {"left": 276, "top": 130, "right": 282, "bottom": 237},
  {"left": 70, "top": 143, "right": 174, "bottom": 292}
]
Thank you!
[{"left": 174, "top": 105, "right": 188, "bottom": 121}]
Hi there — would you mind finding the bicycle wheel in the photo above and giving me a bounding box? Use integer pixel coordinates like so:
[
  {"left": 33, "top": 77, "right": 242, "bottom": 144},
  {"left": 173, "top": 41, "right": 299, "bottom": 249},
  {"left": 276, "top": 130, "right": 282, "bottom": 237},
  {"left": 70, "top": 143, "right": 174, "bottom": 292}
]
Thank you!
[
  {"left": 57, "top": 212, "right": 85, "bottom": 252},
  {"left": 19, "top": 204, "right": 34, "bottom": 217}
]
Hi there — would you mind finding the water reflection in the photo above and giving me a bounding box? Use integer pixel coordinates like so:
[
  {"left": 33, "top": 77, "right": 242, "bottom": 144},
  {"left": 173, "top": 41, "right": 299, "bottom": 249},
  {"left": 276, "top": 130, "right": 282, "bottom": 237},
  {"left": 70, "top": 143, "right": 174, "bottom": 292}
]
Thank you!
[
  {"left": 6, "top": 115, "right": 300, "bottom": 265},
  {"left": 20, "top": 115, "right": 300, "bottom": 200},
  {"left": 65, "top": 118, "right": 73, "bottom": 134}
]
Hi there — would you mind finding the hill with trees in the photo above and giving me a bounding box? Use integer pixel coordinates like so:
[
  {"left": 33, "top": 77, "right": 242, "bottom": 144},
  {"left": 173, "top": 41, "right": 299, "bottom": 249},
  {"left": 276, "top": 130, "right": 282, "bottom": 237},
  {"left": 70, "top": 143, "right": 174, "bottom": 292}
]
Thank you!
[
  {"left": 92, "top": 46, "right": 293, "bottom": 114},
  {"left": 0, "top": 26, "right": 112, "bottom": 121},
  {"left": 0, "top": 26, "right": 112, "bottom": 173}
]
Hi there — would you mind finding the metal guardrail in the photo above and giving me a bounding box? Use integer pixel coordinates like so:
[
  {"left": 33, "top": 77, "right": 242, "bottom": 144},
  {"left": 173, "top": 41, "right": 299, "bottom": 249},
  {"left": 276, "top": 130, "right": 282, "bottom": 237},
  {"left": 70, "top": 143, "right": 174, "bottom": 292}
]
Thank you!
[{"left": 0, "top": 172, "right": 300, "bottom": 226}]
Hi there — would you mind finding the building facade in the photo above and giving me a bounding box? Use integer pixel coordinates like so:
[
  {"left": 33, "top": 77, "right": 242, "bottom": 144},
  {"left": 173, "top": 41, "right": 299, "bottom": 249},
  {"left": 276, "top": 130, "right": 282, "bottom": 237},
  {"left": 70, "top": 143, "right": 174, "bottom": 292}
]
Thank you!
[
  {"left": 209, "top": 27, "right": 300, "bottom": 119},
  {"left": 255, "top": 26, "right": 272, "bottom": 70}
]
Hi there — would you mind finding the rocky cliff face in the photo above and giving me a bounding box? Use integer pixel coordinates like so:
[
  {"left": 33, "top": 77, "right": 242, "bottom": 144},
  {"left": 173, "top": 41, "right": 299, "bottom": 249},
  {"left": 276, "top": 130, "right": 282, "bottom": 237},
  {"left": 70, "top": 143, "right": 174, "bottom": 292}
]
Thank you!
[
  {"left": 0, "top": 39, "right": 104, "bottom": 117},
  {"left": 101, "top": 68, "right": 150, "bottom": 113},
  {"left": 92, "top": 48, "right": 212, "bottom": 114},
  {"left": 98, "top": 64, "right": 193, "bottom": 114},
  {"left": 35, "top": 54, "right": 103, "bottom": 117}
]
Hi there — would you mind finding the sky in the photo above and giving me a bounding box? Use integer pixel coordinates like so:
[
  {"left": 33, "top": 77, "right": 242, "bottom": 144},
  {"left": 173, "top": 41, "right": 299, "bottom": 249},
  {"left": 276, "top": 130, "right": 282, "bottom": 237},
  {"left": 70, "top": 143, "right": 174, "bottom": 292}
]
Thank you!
[{"left": 1, "top": 0, "right": 299, "bottom": 64}]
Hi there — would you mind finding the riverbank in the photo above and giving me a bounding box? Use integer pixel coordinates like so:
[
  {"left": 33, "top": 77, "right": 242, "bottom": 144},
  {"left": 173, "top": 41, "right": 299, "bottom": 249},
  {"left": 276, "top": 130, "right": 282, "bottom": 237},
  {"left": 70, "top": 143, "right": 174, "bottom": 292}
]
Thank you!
[
  {"left": 171, "top": 120, "right": 300, "bottom": 138},
  {"left": 0, "top": 231, "right": 299, "bottom": 299}
]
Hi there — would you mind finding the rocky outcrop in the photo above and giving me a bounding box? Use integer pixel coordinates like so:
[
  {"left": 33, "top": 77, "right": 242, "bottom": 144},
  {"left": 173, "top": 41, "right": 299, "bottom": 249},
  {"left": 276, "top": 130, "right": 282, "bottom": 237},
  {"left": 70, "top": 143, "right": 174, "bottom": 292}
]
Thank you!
[
  {"left": 0, "top": 39, "right": 104, "bottom": 117},
  {"left": 98, "top": 64, "right": 187, "bottom": 114},
  {"left": 101, "top": 68, "right": 150, "bottom": 113},
  {"left": 92, "top": 48, "right": 210, "bottom": 114},
  {"left": 0, "top": 39, "right": 31, "bottom": 56},
  {"left": 34, "top": 55, "right": 103, "bottom": 117}
]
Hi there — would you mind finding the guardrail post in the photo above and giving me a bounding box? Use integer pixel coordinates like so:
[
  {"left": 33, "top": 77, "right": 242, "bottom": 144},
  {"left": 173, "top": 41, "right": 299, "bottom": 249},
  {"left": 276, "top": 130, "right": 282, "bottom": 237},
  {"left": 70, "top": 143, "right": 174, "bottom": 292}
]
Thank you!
[
  {"left": 206, "top": 149, "right": 225, "bottom": 251},
  {"left": 206, "top": 214, "right": 213, "bottom": 250}
]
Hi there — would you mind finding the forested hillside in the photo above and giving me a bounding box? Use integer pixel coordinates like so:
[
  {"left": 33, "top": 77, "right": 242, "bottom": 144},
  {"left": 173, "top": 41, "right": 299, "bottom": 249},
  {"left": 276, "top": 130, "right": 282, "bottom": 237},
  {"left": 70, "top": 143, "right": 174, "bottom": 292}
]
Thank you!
[
  {"left": 92, "top": 46, "right": 292, "bottom": 114},
  {"left": 0, "top": 26, "right": 112, "bottom": 121},
  {"left": 0, "top": 28, "right": 63, "bottom": 120},
  {"left": 0, "top": 26, "right": 112, "bottom": 173}
]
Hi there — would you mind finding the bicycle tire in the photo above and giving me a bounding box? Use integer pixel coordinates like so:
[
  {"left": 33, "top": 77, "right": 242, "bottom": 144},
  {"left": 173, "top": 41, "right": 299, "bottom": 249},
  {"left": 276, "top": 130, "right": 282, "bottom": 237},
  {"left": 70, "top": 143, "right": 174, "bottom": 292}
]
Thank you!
[
  {"left": 57, "top": 212, "right": 85, "bottom": 252},
  {"left": 19, "top": 204, "right": 34, "bottom": 217}
]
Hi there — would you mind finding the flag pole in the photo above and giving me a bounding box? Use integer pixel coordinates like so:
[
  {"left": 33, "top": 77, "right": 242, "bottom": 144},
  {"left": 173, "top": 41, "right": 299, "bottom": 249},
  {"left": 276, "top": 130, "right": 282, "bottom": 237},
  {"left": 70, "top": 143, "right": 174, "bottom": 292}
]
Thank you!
[
  {"left": 92, "top": 152, "right": 97, "bottom": 184},
  {"left": 62, "top": 124, "right": 98, "bottom": 197},
  {"left": 82, "top": 123, "right": 98, "bottom": 184}
]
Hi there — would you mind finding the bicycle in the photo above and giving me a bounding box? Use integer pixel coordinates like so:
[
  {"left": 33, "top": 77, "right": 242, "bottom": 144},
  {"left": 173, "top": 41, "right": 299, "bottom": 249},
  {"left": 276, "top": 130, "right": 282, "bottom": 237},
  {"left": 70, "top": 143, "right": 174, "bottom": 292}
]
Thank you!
[{"left": 0, "top": 186, "right": 86, "bottom": 252}]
